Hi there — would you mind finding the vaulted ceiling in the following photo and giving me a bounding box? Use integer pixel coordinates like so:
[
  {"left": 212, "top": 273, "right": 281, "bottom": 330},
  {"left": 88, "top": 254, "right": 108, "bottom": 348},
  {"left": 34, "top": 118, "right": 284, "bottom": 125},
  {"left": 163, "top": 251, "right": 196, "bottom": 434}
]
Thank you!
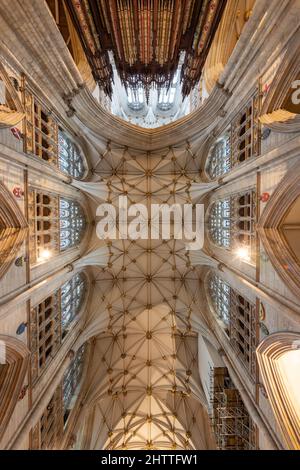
[
  {"left": 76, "top": 145, "right": 215, "bottom": 450},
  {"left": 65, "top": 0, "right": 226, "bottom": 97}
]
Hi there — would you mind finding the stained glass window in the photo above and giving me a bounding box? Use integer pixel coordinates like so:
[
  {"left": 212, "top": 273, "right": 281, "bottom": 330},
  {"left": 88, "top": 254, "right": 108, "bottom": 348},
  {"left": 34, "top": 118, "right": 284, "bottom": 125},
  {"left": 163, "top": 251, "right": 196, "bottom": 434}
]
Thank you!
[
  {"left": 209, "top": 198, "right": 231, "bottom": 248},
  {"left": 208, "top": 274, "right": 231, "bottom": 328},
  {"left": 230, "top": 291, "right": 257, "bottom": 377},
  {"left": 207, "top": 133, "right": 231, "bottom": 180},
  {"left": 28, "top": 189, "right": 60, "bottom": 264},
  {"left": 209, "top": 191, "right": 256, "bottom": 260},
  {"left": 31, "top": 388, "right": 63, "bottom": 449},
  {"left": 23, "top": 84, "right": 58, "bottom": 164},
  {"left": 63, "top": 345, "right": 86, "bottom": 423},
  {"left": 60, "top": 199, "right": 86, "bottom": 251},
  {"left": 61, "top": 272, "right": 87, "bottom": 333},
  {"left": 58, "top": 130, "right": 86, "bottom": 179},
  {"left": 208, "top": 273, "right": 257, "bottom": 377},
  {"left": 127, "top": 87, "right": 145, "bottom": 111},
  {"left": 30, "top": 293, "right": 61, "bottom": 382},
  {"left": 231, "top": 94, "right": 260, "bottom": 165}
]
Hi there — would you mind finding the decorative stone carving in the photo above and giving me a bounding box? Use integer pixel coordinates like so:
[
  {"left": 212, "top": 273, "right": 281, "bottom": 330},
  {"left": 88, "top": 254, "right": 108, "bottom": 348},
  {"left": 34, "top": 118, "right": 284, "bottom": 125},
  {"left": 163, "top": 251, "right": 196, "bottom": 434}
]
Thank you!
[{"left": 0, "top": 181, "right": 28, "bottom": 280}]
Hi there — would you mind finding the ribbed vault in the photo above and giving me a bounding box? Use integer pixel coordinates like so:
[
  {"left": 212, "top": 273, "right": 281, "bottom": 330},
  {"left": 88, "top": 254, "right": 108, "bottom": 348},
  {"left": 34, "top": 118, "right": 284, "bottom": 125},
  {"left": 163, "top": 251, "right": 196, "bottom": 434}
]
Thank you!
[{"left": 75, "top": 144, "right": 215, "bottom": 450}]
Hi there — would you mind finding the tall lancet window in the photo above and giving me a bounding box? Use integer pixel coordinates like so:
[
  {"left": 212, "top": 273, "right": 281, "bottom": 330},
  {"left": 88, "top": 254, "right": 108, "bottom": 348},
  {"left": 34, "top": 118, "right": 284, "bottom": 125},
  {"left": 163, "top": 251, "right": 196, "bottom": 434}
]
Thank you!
[
  {"left": 29, "top": 273, "right": 88, "bottom": 382},
  {"left": 23, "top": 83, "right": 58, "bottom": 164},
  {"left": 157, "top": 71, "right": 179, "bottom": 111},
  {"left": 28, "top": 190, "right": 60, "bottom": 264},
  {"left": 30, "top": 293, "right": 62, "bottom": 382},
  {"left": 206, "top": 132, "right": 231, "bottom": 180},
  {"left": 208, "top": 273, "right": 231, "bottom": 329},
  {"left": 208, "top": 273, "right": 257, "bottom": 378},
  {"left": 61, "top": 272, "right": 87, "bottom": 335},
  {"left": 231, "top": 94, "right": 260, "bottom": 166},
  {"left": 58, "top": 130, "right": 86, "bottom": 179},
  {"left": 127, "top": 87, "right": 145, "bottom": 111},
  {"left": 209, "top": 198, "right": 231, "bottom": 248},
  {"left": 59, "top": 199, "right": 86, "bottom": 251},
  {"left": 63, "top": 345, "right": 86, "bottom": 423},
  {"left": 29, "top": 191, "right": 87, "bottom": 263},
  {"left": 209, "top": 190, "right": 256, "bottom": 262}
]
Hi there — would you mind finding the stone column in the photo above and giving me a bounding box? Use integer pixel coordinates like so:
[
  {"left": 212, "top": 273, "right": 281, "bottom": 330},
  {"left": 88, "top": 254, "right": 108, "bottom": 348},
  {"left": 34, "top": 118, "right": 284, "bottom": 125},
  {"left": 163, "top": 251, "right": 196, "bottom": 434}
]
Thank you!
[
  {"left": 8, "top": 351, "right": 74, "bottom": 450},
  {"left": 0, "top": 265, "right": 75, "bottom": 321}
]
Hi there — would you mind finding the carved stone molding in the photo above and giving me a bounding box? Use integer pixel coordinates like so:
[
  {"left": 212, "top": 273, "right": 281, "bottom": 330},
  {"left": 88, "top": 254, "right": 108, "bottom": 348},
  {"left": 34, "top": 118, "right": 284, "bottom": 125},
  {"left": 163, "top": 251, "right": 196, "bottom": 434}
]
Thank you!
[
  {"left": 257, "top": 332, "right": 300, "bottom": 450},
  {"left": 260, "top": 30, "right": 300, "bottom": 133},
  {"left": 0, "top": 181, "right": 28, "bottom": 279},
  {"left": 257, "top": 163, "right": 300, "bottom": 298},
  {"left": 0, "top": 335, "right": 30, "bottom": 443}
]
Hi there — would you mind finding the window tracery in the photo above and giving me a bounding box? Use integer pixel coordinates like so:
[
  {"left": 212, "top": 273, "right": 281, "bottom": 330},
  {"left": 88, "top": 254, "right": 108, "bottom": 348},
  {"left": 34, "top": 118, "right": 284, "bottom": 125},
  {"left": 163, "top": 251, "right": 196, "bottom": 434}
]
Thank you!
[
  {"left": 28, "top": 190, "right": 86, "bottom": 263},
  {"left": 206, "top": 93, "right": 260, "bottom": 180},
  {"left": 231, "top": 94, "right": 260, "bottom": 166},
  {"left": 62, "top": 345, "right": 86, "bottom": 424},
  {"left": 58, "top": 130, "right": 86, "bottom": 179},
  {"left": 157, "top": 72, "right": 179, "bottom": 111},
  {"left": 23, "top": 85, "right": 87, "bottom": 176},
  {"left": 23, "top": 85, "right": 58, "bottom": 164},
  {"left": 30, "top": 346, "right": 86, "bottom": 449},
  {"left": 209, "top": 198, "right": 231, "bottom": 249},
  {"left": 208, "top": 274, "right": 257, "bottom": 377},
  {"left": 30, "top": 293, "right": 61, "bottom": 382},
  {"left": 208, "top": 274, "right": 231, "bottom": 329},
  {"left": 60, "top": 198, "right": 86, "bottom": 251},
  {"left": 31, "top": 387, "right": 63, "bottom": 450},
  {"left": 206, "top": 132, "right": 231, "bottom": 180},
  {"left": 29, "top": 274, "right": 87, "bottom": 382},
  {"left": 209, "top": 190, "right": 256, "bottom": 262},
  {"left": 127, "top": 87, "right": 145, "bottom": 111},
  {"left": 61, "top": 272, "right": 87, "bottom": 335},
  {"left": 28, "top": 190, "right": 59, "bottom": 264}
]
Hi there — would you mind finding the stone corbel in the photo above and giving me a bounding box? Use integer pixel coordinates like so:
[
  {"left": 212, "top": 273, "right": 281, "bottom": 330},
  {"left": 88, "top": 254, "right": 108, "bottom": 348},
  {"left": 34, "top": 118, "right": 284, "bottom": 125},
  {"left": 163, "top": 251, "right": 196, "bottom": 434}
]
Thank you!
[
  {"left": 216, "top": 81, "right": 232, "bottom": 99},
  {"left": 62, "top": 83, "right": 85, "bottom": 118}
]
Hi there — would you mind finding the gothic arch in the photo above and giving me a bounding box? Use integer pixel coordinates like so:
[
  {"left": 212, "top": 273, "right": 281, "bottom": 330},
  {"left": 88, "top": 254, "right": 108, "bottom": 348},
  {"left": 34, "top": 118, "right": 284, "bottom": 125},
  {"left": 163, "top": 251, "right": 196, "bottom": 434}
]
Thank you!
[
  {"left": 0, "top": 61, "right": 25, "bottom": 128},
  {"left": 256, "top": 332, "right": 300, "bottom": 450},
  {"left": 257, "top": 163, "right": 300, "bottom": 298},
  {"left": 0, "top": 181, "right": 28, "bottom": 279},
  {"left": 260, "top": 29, "right": 300, "bottom": 133},
  {"left": 204, "top": 0, "right": 255, "bottom": 93},
  {"left": 0, "top": 335, "right": 30, "bottom": 442}
]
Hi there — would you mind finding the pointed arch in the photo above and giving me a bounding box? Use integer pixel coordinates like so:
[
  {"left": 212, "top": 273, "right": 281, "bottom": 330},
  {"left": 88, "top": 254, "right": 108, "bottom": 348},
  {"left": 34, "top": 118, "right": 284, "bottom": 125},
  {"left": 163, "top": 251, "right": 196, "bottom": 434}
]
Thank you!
[
  {"left": 257, "top": 163, "right": 300, "bottom": 298},
  {"left": 0, "top": 335, "right": 30, "bottom": 442},
  {"left": 260, "top": 30, "right": 300, "bottom": 132},
  {"left": 0, "top": 61, "right": 25, "bottom": 128},
  {"left": 0, "top": 181, "right": 28, "bottom": 279},
  {"left": 256, "top": 332, "right": 300, "bottom": 450}
]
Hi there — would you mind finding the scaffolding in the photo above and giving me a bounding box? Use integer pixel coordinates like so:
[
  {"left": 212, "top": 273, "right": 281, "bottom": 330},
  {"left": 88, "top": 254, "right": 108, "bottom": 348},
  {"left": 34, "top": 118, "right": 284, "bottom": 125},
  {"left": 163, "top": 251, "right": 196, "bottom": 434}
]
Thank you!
[{"left": 209, "top": 367, "right": 257, "bottom": 450}]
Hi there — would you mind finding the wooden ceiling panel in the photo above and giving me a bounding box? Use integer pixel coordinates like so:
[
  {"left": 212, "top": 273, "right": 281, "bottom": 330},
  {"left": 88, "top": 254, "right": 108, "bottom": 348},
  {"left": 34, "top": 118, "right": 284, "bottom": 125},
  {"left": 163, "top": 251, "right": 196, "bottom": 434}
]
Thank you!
[{"left": 65, "top": 0, "right": 226, "bottom": 97}]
